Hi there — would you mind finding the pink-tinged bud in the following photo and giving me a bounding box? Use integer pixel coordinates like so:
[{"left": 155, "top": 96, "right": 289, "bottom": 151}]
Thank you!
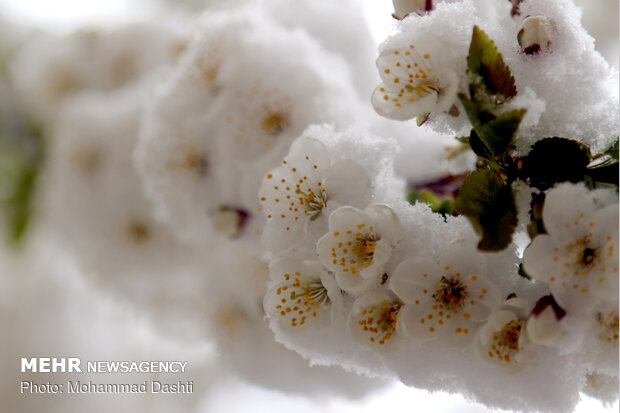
[
  {"left": 517, "top": 15, "right": 552, "bottom": 55},
  {"left": 392, "top": 0, "right": 432, "bottom": 20},
  {"left": 526, "top": 296, "right": 565, "bottom": 345}
]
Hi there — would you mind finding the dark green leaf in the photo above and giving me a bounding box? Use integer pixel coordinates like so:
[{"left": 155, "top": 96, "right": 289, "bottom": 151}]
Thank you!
[
  {"left": 585, "top": 162, "right": 619, "bottom": 185},
  {"left": 459, "top": 94, "right": 495, "bottom": 131},
  {"left": 460, "top": 94, "right": 525, "bottom": 158},
  {"left": 467, "top": 26, "right": 517, "bottom": 101},
  {"left": 454, "top": 169, "right": 517, "bottom": 251},
  {"left": 522, "top": 137, "right": 591, "bottom": 190},
  {"left": 477, "top": 109, "right": 526, "bottom": 156},
  {"left": 469, "top": 129, "right": 494, "bottom": 160}
]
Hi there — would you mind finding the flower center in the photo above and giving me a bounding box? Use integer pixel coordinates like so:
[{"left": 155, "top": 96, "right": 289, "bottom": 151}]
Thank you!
[
  {"left": 433, "top": 276, "right": 467, "bottom": 309},
  {"left": 578, "top": 247, "right": 596, "bottom": 266},
  {"left": 186, "top": 153, "right": 209, "bottom": 176},
  {"left": 352, "top": 234, "right": 377, "bottom": 265},
  {"left": 498, "top": 320, "right": 523, "bottom": 350},
  {"left": 358, "top": 301, "right": 401, "bottom": 346},
  {"left": 291, "top": 281, "right": 330, "bottom": 307},
  {"left": 167, "top": 145, "right": 209, "bottom": 177},
  {"left": 261, "top": 111, "right": 289, "bottom": 136},
  {"left": 405, "top": 80, "right": 437, "bottom": 97},
  {"left": 378, "top": 302, "right": 401, "bottom": 333},
  {"left": 296, "top": 187, "right": 327, "bottom": 221},
  {"left": 126, "top": 220, "right": 150, "bottom": 243}
]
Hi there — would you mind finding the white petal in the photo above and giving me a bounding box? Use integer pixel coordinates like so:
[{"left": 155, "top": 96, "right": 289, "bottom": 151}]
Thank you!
[
  {"left": 261, "top": 219, "right": 306, "bottom": 252},
  {"left": 526, "top": 306, "right": 563, "bottom": 346},
  {"left": 365, "top": 204, "right": 400, "bottom": 244},
  {"left": 372, "top": 83, "right": 438, "bottom": 121},
  {"left": 542, "top": 184, "right": 596, "bottom": 240},
  {"left": 259, "top": 167, "right": 313, "bottom": 250},
  {"left": 327, "top": 206, "right": 368, "bottom": 233},
  {"left": 398, "top": 302, "right": 448, "bottom": 341},
  {"left": 461, "top": 274, "right": 501, "bottom": 322},
  {"left": 320, "top": 271, "right": 345, "bottom": 326},
  {"left": 335, "top": 272, "right": 377, "bottom": 296},
  {"left": 434, "top": 67, "right": 458, "bottom": 113},
  {"left": 286, "top": 137, "right": 331, "bottom": 174},
  {"left": 268, "top": 256, "right": 321, "bottom": 282},
  {"left": 445, "top": 318, "right": 479, "bottom": 347},
  {"left": 390, "top": 257, "right": 441, "bottom": 304},
  {"left": 438, "top": 239, "right": 486, "bottom": 280},
  {"left": 304, "top": 211, "right": 329, "bottom": 245},
  {"left": 360, "top": 238, "right": 391, "bottom": 279},
  {"left": 522, "top": 234, "right": 562, "bottom": 284}
]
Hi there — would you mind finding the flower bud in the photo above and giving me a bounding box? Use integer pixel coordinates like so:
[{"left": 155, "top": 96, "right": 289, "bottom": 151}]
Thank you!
[
  {"left": 392, "top": 0, "right": 432, "bottom": 20},
  {"left": 517, "top": 15, "right": 552, "bottom": 55},
  {"left": 212, "top": 207, "right": 248, "bottom": 238},
  {"left": 526, "top": 303, "right": 563, "bottom": 345}
]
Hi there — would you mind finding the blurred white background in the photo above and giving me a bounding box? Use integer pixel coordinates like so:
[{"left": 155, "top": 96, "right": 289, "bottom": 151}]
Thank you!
[{"left": 0, "top": 0, "right": 616, "bottom": 412}]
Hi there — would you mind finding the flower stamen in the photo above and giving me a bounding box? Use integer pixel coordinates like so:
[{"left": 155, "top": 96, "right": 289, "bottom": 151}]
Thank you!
[
  {"left": 296, "top": 187, "right": 327, "bottom": 221},
  {"left": 433, "top": 276, "right": 468, "bottom": 310},
  {"left": 352, "top": 234, "right": 377, "bottom": 266},
  {"left": 261, "top": 111, "right": 289, "bottom": 136}
]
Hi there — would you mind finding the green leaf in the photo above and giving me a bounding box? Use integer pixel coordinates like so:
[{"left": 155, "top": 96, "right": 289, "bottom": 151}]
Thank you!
[
  {"left": 522, "top": 137, "right": 591, "bottom": 190},
  {"left": 459, "top": 94, "right": 494, "bottom": 131},
  {"left": 477, "top": 109, "right": 526, "bottom": 156},
  {"left": 469, "top": 129, "right": 494, "bottom": 160},
  {"left": 408, "top": 189, "right": 453, "bottom": 218},
  {"left": 0, "top": 120, "right": 44, "bottom": 246},
  {"left": 585, "top": 162, "right": 619, "bottom": 186},
  {"left": 460, "top": 94, "right": 526, "bottom": 158},
  {"left": 416, "top": 113, "right": 430, "bottom": 126},
  {"left": 467, "top": 26, "right": 517, "bottom": 101},
  {"left": 454, "top": 170, "right": 517, "bottom": 251}
]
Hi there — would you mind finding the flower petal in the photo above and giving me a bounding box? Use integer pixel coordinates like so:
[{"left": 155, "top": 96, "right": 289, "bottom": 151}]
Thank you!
[
  {"left": 398, "top": 302, "right": 448, "bottom": 341},
  {"left": 335, "top": 271, "right": 378, "bottom": 296},
  {"left": 365, "top": 204, "right": 400, "bottom": 244},
  {"left": 542, "top": 184, "right": 596, "bottom": 240},
  {"left": 371, "top": 83, "right": 438, "bottom": 121},
  {"left": 434, "top": 67, "right": 458, "bottom": 113},
  {"left": 390, "top": 257, "right": 441, "bottom": 304},
  {"left": 438, "top": 239, "right": 486, "bottom": 280}
]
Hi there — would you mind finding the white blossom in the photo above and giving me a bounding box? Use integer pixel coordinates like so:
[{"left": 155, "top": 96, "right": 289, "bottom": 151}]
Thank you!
[
  {"left": 371, "top": 44, "right": 458, "bottom": 121},
  {"left": 523, "top": 184, "right": 619, "bottom": 313},
  {"left": 349, "top": 290, "right": 402, "bottom": 352},
  {"left": 391, "top": 240, "right": 501, "bottom": 346},
  {"left": 317, "top": 204, "right": 400, "bottom": 295},
  {"left": 259, "top": 137, "right": 369, "bottom": 252},
  {"left": 264, "top": 256, "right": 344, "bottom": 332},
  {"left": 474, "top": 297, "right": 536, "bottom": 368}
]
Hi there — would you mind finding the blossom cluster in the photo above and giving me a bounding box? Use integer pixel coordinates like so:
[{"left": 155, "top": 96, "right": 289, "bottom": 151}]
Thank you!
[{"left": 0, "top": 0, "right": 617, "bottom": 412}]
